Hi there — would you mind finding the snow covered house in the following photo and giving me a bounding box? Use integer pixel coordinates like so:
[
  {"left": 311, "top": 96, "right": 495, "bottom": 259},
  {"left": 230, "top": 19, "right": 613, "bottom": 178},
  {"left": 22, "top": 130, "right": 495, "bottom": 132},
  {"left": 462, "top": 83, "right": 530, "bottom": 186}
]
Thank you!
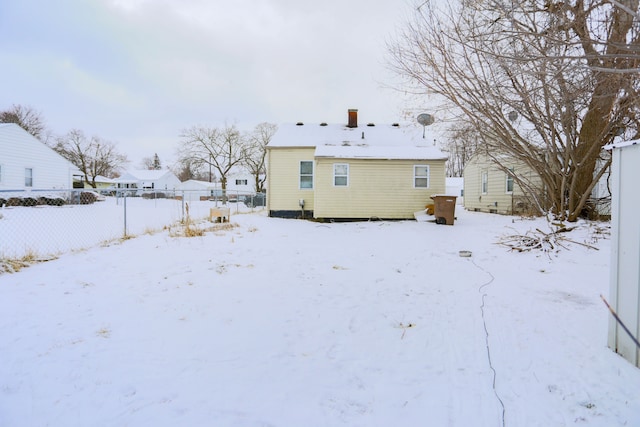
[
  {"left": 0, "top": 123, "right": 81, "bottom": 190},
  {"left": 607, "top": 139, "right": 640, "bottom": 368},
  {"left": 266, "top": 109, "right": 448, "bottom": 220},
  {"left": 114, "top": 169, "right": 180, "bottom": 195}
]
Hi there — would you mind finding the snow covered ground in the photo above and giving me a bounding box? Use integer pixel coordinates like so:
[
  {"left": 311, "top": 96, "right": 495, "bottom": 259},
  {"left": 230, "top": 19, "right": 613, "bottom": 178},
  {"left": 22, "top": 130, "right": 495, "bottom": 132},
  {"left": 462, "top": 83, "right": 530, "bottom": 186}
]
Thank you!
[{"left": 1, "top": 208, "right": 639, "bottom": 426}]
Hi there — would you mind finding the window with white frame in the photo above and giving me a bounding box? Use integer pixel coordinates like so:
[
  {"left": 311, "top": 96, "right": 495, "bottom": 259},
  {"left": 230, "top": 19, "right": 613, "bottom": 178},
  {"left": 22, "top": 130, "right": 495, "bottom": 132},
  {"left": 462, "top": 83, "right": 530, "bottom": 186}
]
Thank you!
[
  {"left": 300, "top": 161, "right": 313, "bottom": 189},
  {"left": 25, "top": 168, "right": 33, "bottom": 187},
  {"left": 414, "top": 165, "right": 429, "bottom": 188},
  {"left": 481, "top": 171, "right": 488, "bottom": 194},
  {"left": 235, "top": 179, "right": 248, "bottom": 185},
  {"left": 505, "top": 168, "right": 514, "bottom": 193},
  {"left": 333, "top": 163, "right": 349, "bottom": 187}
]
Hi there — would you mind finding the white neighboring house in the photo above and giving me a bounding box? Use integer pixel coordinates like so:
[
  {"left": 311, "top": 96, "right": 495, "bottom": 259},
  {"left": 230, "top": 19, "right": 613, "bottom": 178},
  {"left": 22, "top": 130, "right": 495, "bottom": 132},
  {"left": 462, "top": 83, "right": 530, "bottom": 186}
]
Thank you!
[
  {"left": 176, "top": 179, "right": 220, "bottom": 202},
  {"left": 226, "top": 171, "right": 256, "bottom": 195},
  {"left": 0, "top": 123, "right": 81, "bottom": 190},
  {"left": 114, "top": 169, "right": 181, "bottom": 195},
  {"left": 445, "top": 177, "right": 464, "bottom": 205}
]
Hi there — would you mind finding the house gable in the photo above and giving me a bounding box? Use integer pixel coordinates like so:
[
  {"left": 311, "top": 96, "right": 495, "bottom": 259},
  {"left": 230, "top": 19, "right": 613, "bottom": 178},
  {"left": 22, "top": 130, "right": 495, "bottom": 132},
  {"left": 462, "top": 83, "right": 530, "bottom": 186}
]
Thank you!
[{"left": 0, "top": 123, "right": 80, "bottom": 190}]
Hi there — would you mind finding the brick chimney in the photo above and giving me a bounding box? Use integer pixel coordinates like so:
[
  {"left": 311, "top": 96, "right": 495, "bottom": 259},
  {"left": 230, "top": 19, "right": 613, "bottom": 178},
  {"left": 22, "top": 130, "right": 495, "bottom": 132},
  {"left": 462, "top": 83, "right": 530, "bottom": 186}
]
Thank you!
[{"left": 347, "top": 109, "right": 358, "bottom": 128}]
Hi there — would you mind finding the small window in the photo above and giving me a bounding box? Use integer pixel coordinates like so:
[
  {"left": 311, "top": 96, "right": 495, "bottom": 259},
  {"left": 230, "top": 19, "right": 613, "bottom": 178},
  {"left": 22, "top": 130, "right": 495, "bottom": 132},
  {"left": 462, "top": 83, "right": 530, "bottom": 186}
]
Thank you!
[
  {"left": 25, "top": 168, "right": 33, "bottom": 187},
  {"left": 481, "top": 171, "right": 488, "bottom": 194},
  {"left": 235, "top": 179, "right": 248, "bottom": 186},
  {"left": 505, "top": 168, "right": 514, "bottom": 193},
  {"left": 414, "top": 165, "right": 429, "bottom": 188},
  {"left": 333, "top": 163, "right": 349, "bottom": 187},
  {"left": 300, "top": 161, "right": 313, "bottom": 189}
]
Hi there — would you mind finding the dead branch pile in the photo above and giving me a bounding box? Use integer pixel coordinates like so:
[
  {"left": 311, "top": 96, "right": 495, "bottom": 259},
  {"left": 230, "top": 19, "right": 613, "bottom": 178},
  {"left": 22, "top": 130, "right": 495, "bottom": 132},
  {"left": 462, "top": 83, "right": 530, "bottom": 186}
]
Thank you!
[{"left": 497, "top": 227, "right": 598, "bottom": 252}]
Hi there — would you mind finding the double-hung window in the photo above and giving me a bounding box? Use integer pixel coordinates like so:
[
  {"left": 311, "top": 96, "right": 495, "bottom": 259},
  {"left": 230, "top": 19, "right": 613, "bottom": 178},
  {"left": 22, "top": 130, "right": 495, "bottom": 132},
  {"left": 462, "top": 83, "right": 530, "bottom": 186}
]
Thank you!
[
  {"left": 505, "top": 168, "right": 514, "bottom": 193},
  {"left": 481, "top": 171, "right": 488, "bottom": 194},
  {"left": 300, "top": 161, "right": 313, "bottom": 189},
  {"left": 25, "top": 168, "right": 33, "bottom": 187},
  {"left": 414, "top": 165, "right": 429, "bottom": 188},
  {"left": 333, "top": 163, "right": 349, "bottom": 187}
]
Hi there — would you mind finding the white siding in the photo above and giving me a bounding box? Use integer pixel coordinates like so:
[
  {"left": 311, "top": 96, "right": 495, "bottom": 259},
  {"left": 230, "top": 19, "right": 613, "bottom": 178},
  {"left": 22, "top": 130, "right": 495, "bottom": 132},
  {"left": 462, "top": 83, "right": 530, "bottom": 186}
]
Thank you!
[
  {"left": 0, "top": 124, "right": 78, "bottom": 190},
  {"left": 608, "top": 142, "right": 640, "bottom": 367}
]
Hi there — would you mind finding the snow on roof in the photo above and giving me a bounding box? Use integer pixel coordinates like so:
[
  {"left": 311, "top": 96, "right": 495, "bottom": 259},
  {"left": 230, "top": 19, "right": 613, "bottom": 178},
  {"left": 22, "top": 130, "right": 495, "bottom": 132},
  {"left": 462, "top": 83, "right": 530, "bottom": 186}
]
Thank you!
[
  {"left": 94, "top": 175, "right": 115, "bottom": 183},
  {"left": 268, "top": 123, "right": 447, "bottom": 160},
  {"left": 604, "top": 139, "right": 640, "bottom": 150},
  {"left": 120, "top": 169, "right": 171, "bottom": 180}
]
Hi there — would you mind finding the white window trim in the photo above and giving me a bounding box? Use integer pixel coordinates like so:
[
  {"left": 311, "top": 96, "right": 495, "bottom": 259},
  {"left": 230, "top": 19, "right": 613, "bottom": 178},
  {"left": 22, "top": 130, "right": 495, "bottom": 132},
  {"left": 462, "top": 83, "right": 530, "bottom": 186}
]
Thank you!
[
  {"left": 505, "top": 168, "right": 514, "bottom": 194},
  {"left": 333, "top": 163, "right": 349, "bottom": 187},
  {"left": 481, "top": 171, "right": 488, "bottom": 195},
  {"left": 25, "top": 167, "right": 33, "bottom": 188},
  {"left": 299, "top": 160, "right": 314, "bottom": 190},
  {"left": 413, "top": 165, "right": 430, "bottom": 188}
]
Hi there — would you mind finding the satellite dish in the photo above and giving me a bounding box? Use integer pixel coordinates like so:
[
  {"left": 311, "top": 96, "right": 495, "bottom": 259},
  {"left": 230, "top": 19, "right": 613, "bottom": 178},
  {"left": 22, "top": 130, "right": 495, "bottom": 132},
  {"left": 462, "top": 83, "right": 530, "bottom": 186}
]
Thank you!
[
  {"left": 417, "top": 113, "right": 435, "bottom": 126},
  {"left": 417, "top": 113, "right": 434, "bottom": 139}
]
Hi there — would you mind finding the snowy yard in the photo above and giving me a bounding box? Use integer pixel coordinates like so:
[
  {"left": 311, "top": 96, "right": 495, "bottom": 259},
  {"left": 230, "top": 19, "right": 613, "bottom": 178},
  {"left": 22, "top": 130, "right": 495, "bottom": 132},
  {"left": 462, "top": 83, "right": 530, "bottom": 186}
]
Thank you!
[{"left": 1, "top": 209, "right": 639, "bottom": 426}]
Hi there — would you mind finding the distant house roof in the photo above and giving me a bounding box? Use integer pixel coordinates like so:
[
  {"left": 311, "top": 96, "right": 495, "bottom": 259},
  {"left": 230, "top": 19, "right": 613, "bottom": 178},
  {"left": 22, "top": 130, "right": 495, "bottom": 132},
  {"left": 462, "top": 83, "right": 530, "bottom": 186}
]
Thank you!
[
  {"left": 605, "top": 139, "right": 640, "bottom": 150},
  {"left": 120, "top": 169, "right": 172, "bottom": 180},
  {"left": 268, "top": 123, "right": 448, "bottom": 160},
  {"left": 177, "top": 179, "right": 218, "bottom": 189},
  {"left": 93, "top": 175, "right": 116, "bottom": 183}
]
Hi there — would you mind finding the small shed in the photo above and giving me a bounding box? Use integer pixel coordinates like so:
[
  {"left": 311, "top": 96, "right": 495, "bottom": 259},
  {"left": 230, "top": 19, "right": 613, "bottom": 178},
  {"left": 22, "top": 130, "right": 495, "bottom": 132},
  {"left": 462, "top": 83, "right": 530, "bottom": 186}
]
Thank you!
[{"left": 607, "top": 140, "right": 640, "bottom": 367}]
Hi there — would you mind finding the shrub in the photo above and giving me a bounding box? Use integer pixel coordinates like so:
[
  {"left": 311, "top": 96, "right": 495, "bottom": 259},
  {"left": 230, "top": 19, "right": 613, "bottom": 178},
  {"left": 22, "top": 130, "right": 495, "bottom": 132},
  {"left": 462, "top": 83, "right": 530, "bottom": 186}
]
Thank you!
[
  {"left": 80, "top": 192, "right": 97, "bottom": 204},
  {"left": 6, "top": 197, "right": 22, "bottom": 207},
  {"left": 0, "top": 198, "right": 6, "bottom": 207},
  {"left": 142, "top": 192, "right": 166, "bottom": 199},
  {"left": 22, "top": 197, "right": 38, "bottom": 207},
  {"left": 39, "top": 196, "right": 65, "bottom": 206}
]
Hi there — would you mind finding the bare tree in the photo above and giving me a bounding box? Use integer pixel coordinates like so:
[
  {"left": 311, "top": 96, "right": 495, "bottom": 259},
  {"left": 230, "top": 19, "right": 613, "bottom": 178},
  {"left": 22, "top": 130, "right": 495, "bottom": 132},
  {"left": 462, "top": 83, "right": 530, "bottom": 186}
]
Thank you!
[
  {"left": 441, "top": 123, "right": 481, "bottom": 177},
  {"left": 177, "top": 123, "right": 247, "bottom": 201},
  {"left": 388, "top": 0, "right": 640, "bottom": 221},
  {"left": 244, "top": 122, "right": 277, "bottom": 193},
  {"left": 140, "top": 153, "right": 162, "bottom": 170},
  {"left": 0, "top": 104, "right": 46, "bottom": 139},
  {"left": 52, "top": 129, "right": 128, "bottom": 187}
]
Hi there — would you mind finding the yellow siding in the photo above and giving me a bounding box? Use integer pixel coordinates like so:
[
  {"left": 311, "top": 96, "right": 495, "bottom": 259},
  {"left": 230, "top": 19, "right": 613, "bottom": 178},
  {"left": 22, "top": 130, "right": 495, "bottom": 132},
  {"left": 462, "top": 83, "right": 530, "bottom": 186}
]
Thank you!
[
  {"left": 314, "top": 158, "right": 446, "bottom": 219},
  {"left": 267, "top": 147, "right": 316, "bottom": 211},
  {"left": 464, "top": 153, "right": 541, "bottom": 215}
]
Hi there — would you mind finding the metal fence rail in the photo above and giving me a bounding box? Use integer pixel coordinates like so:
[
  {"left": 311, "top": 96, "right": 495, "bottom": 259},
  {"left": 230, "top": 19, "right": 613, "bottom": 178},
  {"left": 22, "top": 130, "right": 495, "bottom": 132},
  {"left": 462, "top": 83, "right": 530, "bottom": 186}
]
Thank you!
[{"left": 0, "top": 189, "right": 266, "bottom": 260}]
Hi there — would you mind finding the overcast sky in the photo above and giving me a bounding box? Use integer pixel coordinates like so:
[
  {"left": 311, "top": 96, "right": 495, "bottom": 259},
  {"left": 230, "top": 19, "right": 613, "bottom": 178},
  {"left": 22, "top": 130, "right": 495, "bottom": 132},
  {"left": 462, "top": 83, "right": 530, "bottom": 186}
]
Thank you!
[{"left": 1, "top": 0, "right": 426, "bottom": 167}]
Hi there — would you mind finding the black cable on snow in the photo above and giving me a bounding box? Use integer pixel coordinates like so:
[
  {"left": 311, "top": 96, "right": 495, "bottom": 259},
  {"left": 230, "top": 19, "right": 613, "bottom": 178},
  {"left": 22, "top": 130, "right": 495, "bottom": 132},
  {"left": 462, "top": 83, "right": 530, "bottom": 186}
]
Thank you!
[{"left": 471, "top": 257, "right": 506, "bottom": 427}]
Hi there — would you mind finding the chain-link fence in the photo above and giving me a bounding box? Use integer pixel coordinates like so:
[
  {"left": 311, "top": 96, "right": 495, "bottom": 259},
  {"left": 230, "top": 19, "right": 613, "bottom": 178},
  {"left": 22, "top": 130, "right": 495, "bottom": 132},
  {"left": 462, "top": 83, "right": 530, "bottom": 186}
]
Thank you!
[{"left": 0, "top": 189, "right": 266, "bottom": 261}]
